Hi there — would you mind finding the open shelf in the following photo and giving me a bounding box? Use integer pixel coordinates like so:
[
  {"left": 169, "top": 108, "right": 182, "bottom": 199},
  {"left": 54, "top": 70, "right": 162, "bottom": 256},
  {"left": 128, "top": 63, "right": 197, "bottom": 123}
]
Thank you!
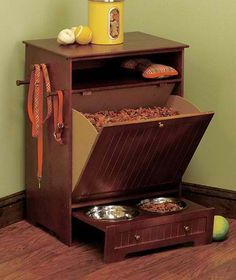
[{"left": 72, "top": 67, "right": 181, "bottom": 93}]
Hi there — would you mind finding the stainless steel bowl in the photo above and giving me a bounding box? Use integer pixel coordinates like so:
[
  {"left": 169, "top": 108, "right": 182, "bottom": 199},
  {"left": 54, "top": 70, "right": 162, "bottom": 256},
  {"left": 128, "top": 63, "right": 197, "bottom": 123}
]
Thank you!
[
  {"left": 85, "top": 205, "right": 139, "bottom": 221},
  {"left": 137, "top": 197, "right": 187, "bottom": 214}
]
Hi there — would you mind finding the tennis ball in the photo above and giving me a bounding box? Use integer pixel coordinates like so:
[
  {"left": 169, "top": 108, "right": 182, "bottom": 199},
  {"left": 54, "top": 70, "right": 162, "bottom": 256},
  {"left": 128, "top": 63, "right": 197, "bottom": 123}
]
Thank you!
[
  {"left": 75, "top": 26, "right": 92, "bottom": 45},
  {"left": 57, "top": 29, "right": 75, "bottom": 45},
  {"left": 213, "top": 215, "right": 229, "bottom": 241}
]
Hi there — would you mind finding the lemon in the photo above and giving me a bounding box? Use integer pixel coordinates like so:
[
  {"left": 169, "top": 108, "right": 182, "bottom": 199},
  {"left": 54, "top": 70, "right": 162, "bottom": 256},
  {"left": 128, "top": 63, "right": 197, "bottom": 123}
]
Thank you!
[
  {"left": 75, "top": 26, "right": 92, "bottom": 45},
  {"left": 213, "top": 215, "right": 229, "bottom": 241}
]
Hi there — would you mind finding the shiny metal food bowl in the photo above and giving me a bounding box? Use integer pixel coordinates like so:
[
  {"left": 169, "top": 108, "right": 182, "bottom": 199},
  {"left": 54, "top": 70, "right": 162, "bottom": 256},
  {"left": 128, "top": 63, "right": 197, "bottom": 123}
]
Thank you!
[
  {"left": 137, "top": 197, "right": 187, "bottom": 214},
  {"left": 85, "top": 205, "right": 139, "bottom": 221}
]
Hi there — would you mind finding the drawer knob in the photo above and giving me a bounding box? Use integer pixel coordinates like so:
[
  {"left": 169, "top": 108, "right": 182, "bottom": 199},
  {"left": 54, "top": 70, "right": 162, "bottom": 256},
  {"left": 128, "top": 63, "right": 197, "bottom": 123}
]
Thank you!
[
  {"left": 184, "top": 225, "right": 190, "bottom": 233},
  {"left": 134, "top": 234, "right": 141, "bottom": 241},
  {"left": 158, "top": 122, "right": 164, "bottom": 128}
]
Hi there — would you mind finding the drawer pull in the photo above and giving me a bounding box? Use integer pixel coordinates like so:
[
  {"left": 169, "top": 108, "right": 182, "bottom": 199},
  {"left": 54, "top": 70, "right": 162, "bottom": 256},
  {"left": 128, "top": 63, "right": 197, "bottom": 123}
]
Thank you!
[
  {"left": 184, "top": 225, "right": 190, "bottom": 233},
  {"left": 134, "top": 234, "right": 141, "bottom": 241},
  {"left": 158, "top": 122, "right": 164, "bottom": 128}
]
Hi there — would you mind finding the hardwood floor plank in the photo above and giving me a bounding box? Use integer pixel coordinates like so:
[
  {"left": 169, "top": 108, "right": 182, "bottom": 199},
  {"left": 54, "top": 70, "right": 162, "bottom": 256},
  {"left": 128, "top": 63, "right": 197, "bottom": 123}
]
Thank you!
[{"left": 0, "top": 220, "right": 235, "bottom": 280}]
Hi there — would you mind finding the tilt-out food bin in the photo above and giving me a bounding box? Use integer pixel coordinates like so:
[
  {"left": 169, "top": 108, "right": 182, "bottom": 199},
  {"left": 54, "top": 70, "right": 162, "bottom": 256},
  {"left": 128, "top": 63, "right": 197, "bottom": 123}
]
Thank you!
[{"left": 72, "top": 85, "right": 213, "bottom": 202}]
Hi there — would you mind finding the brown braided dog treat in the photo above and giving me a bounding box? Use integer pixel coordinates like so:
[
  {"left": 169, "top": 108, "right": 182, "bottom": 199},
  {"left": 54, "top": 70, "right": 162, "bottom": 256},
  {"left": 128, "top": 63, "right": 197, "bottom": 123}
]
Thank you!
[{"left": 83, "top": 106, "right": 179, "bottom": 131}]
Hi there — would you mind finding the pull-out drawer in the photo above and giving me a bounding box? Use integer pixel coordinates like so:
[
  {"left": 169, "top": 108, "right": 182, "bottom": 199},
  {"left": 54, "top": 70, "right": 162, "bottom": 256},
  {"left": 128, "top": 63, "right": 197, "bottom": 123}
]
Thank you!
[
  {"left": 72, "top": 86, "right": 214, "bottom": 202},
  {"left": 114, "top": 216, "right": 207, "bottom": 249},
  {"left": 73, "top": 199, "right": 214, "bottom": 263}
]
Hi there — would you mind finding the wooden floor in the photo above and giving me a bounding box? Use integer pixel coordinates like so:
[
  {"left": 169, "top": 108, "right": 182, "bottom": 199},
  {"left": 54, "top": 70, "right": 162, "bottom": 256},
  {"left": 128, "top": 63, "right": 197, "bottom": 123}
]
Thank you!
[{"left": 0, "top": 220, "right": 236, "bottom": 280}]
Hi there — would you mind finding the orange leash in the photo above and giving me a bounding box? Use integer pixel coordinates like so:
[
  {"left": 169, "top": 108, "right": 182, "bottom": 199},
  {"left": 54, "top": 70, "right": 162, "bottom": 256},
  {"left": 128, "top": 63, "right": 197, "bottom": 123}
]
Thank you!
[
  {"left": 53, "top": 90, "right": 64, "bottom": 144},
  {"left": 27, "top": 64, "right": 64, "bottom": 188}
]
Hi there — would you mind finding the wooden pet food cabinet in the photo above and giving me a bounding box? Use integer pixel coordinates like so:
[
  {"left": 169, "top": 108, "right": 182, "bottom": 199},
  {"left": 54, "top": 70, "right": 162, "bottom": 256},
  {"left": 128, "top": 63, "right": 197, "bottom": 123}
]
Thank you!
[{"left": 23, "top": 32, "right": 214, "bottom": 263}]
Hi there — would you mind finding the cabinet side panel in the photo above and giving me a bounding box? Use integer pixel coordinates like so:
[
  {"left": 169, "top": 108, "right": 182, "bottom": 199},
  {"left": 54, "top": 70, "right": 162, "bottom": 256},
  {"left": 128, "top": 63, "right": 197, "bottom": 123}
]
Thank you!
[
  {"left": 172, "top": 50, "right": 184, "bottom": 96},
  {"left": 25, "top": 45, "right": 72, "bottom": 245}
]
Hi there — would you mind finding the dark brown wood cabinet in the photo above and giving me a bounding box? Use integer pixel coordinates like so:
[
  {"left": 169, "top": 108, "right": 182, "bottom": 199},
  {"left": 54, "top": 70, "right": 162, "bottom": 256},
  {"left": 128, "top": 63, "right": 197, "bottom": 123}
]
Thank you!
[{"left": 23, "top": 32, "right": 214, "bottom": 262}]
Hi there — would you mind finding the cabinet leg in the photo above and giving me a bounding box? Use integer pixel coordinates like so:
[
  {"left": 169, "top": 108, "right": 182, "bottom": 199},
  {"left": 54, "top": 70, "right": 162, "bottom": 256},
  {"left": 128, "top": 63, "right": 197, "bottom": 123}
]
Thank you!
[
  {"left": 57, "top": 230, "right": 72, "bottom": 246},
  {"left": 104, "top": 227, "right": 126, "bottom": 263}
]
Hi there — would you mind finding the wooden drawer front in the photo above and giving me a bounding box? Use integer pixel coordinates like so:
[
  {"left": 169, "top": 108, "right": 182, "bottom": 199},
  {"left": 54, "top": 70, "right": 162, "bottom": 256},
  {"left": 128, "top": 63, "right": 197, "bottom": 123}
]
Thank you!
[{"left": 115, "top": 217, "right": 207, "bottom": 248}]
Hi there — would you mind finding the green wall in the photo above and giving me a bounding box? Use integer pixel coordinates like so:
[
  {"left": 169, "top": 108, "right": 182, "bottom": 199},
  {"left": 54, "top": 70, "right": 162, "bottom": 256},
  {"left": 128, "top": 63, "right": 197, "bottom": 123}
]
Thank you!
[
  {"left": 0, "top": 0, "right": 88, "bottom": 197},
  {"left": 125, "top": 0, "right": 236, "bottom": 190},
  {"left": 0, "top": 0, "right": 235, "bottom": 197}
]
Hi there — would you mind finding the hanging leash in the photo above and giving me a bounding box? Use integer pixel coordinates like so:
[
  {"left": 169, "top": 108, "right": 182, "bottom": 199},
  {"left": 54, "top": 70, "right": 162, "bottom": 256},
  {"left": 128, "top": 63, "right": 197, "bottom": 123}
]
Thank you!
[
  {"left": 53, "top": 90, "right": 64, "bottom": 144},
  {"left": 27, "top": 64, "right": 64, "bottom": 188}
]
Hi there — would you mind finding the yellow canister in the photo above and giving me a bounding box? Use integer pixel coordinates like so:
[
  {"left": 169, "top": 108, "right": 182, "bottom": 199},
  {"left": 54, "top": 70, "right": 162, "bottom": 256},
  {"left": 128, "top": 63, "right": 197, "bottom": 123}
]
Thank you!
[{"left": 88, "top": 0, "right": 124, "bottom": 45}]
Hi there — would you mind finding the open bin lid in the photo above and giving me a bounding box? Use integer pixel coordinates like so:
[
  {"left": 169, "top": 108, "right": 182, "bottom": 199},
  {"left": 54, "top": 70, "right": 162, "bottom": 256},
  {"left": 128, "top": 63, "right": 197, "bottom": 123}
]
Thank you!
[{"left": 72, "top": 111, "right": 213, "bottom": 202}]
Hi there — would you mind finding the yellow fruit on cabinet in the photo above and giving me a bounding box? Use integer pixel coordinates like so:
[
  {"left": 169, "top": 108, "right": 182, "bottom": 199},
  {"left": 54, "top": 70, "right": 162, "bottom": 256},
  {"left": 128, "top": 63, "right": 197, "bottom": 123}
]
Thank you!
[
  {"left": 213, "top": 215, "right": 229, "bottom": 241},
  {"left": 75, "top": 26, "right": 92, "bottom": 45}
]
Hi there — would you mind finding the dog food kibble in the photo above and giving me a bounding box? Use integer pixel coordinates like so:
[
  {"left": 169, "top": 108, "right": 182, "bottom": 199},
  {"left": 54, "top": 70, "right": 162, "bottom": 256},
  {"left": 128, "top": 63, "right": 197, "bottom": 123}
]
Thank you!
[
  {"left": 83, "top": 107, "right": 179, "bottom": 131},
  {"left": 140, "top": 201, "right": 183, "bottom": 213}
]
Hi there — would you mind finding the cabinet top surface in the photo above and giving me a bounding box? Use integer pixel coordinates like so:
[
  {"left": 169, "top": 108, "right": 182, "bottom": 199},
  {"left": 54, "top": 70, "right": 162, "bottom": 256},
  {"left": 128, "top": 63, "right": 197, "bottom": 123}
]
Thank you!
[{"left": 24, "top": 32, "right": 189, "bottom": 59}]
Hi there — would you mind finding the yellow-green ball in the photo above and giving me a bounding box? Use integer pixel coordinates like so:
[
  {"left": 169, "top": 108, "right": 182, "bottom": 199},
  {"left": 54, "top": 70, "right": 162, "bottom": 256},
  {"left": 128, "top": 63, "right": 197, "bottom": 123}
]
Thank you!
[{"left": 213, "top": 215, "right": 229, "bottom": 241}]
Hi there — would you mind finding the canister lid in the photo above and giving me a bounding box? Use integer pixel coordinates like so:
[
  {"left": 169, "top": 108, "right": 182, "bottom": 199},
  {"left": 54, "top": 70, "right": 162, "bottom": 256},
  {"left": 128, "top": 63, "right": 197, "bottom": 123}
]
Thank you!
[{"left": 89, "top": 0, "right": 124, "bottom": 2}]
